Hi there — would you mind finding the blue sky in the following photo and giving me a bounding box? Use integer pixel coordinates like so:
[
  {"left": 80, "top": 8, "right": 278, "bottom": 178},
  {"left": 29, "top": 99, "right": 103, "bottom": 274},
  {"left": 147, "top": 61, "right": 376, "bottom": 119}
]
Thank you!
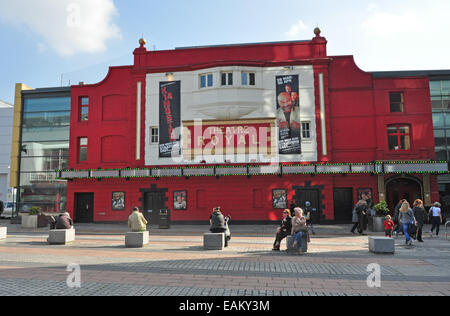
[{"left": 1, "top": 0, "right": 449, "bottom": 104}]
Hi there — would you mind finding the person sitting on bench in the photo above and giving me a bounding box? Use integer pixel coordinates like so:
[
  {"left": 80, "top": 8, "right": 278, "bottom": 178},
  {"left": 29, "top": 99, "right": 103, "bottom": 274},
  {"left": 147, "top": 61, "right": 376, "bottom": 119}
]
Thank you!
[
  {"left": 209, "top": 207, "right": 230, "bottom": 247},
  {"left": 128, "top": 207, "right": 148, "bottom": 232},
  {"left": 272, "top": 209, "right": 292, "bottom": 251},
  {"left": 55, "top": 212, "right": 73, "bottom": 230}
]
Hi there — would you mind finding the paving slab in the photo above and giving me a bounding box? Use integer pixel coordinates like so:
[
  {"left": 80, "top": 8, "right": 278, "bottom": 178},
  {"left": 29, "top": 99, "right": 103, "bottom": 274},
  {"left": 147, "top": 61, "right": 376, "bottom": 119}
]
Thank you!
[{"left": 0, "top": 219, "right": 449, "bottom": 296}]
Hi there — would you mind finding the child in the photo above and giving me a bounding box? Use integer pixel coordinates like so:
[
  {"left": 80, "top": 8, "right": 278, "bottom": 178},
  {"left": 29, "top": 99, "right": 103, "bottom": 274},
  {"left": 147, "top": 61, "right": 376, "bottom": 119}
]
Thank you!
[{"left": 384, "top": 215, "right": 394, "bottom": 238}]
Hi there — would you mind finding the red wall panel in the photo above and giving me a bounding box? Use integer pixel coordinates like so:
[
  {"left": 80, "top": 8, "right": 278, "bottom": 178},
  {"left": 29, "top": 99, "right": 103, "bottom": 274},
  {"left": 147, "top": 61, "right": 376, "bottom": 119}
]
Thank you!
[{"left": 67, "top": 174, "right": 382, "bottom": 223}]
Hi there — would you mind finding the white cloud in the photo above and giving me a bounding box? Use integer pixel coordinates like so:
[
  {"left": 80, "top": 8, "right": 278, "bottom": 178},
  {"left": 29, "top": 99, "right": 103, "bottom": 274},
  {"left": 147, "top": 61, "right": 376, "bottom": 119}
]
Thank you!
[
  {"left": 37, "top": 43, "right": 48, "bottom": 53},
  {"left": 0, "top": 0, "right": 121, "bottom": 57},
  {"left": 354, "top": 2, "right": 450, "bottom": 70},
  {"left": 285, "top": 19, "right": 309, "bottom": 40}
]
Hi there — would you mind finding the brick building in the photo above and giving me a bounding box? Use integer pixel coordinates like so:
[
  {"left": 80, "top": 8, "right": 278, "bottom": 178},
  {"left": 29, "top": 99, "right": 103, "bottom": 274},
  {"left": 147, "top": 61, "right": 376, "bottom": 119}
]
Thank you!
[{"left": 58, "top": 29, "right": 447, "bottom": 224}]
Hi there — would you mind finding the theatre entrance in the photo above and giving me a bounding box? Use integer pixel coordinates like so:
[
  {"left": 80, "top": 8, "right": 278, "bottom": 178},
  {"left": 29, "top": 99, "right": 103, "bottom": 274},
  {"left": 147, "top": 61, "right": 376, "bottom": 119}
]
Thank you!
[{"left": 385, "top": 176, "right": 423, "bottom": 214}]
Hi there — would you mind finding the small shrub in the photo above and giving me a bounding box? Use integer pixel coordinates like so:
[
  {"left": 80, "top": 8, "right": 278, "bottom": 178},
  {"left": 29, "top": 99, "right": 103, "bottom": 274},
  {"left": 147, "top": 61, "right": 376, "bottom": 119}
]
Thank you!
[
  {"left": 372, "top": 201, "right": 390, "bottom": 217},
  {"left": 29, "top": 206, "right": 41, "bottom": 216}
]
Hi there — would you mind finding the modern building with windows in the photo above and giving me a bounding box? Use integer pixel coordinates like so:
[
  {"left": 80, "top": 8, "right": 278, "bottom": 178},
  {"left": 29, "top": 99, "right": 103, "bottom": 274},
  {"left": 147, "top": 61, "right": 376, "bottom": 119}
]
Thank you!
[
  {"left": 430, "top": 73, "right": 450, "bottom": 202},
  {"left": 10, "top": 85, "right": 70, "bottom": 216},
  {"left": 47, "top": 29, "right": 446, "bottom": 224}
]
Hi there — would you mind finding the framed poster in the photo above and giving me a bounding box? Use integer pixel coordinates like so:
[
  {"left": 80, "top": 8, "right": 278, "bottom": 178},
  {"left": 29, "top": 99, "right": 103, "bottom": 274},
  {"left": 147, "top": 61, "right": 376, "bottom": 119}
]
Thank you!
[
  {"left": 173, "top": 190, "right": 187, "bottom": 210},
  {"left": 276, "top": 75, "right": 301, "bottom": 155},
  {"left": 112, "top": 191, "right": 125, "bottom": 210},
  {"left": 272, "top": 189, "right": 287, "bottom": 209}
]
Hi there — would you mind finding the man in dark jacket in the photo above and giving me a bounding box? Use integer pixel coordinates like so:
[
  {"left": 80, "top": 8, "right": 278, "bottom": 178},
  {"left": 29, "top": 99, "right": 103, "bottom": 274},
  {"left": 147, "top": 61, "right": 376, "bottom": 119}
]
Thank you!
[
  {"left": 55, "top": 212, "right": 73, "bottom": 230},
  {"left": 413, "top": 200, "right": 427, "bottom": 242},
  {"left": 272, "top": 209, "right": 292, "bottom": 251},
  {"left": 209, "top": 207, "right": 229, "bottom": 247}
]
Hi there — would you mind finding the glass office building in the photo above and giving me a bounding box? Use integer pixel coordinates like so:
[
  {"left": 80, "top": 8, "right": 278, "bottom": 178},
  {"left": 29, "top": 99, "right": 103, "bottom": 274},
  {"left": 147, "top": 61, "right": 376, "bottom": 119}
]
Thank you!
[
  {"left": 17, "top": 88, "right": 70, "bottom": 213},
  {"left": 431, "top": 77, "right": 450, "bottom": 198}
]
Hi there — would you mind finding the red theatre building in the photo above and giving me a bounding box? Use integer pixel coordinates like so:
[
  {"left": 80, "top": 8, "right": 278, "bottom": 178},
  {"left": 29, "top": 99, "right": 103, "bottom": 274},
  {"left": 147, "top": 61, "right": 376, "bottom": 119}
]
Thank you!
[{"left": 61, "top": 29, "right": 448, "bottom": 224}]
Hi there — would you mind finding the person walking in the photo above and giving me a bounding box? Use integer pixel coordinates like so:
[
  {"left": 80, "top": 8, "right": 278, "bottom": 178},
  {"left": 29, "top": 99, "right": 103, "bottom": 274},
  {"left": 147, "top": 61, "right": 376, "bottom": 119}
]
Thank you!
[
  {"left": 393, "top": 199, "right": 406, "bottom": 237},
  {"left": 398, "top": 201, "right": 417, "bottom": 246},
  {"left": 224, "top": 214, "right": 232, "bottom": 247},
  {"left": 304, "top": 201, "right": 315, "bottom": 235},
  {"left": 429, "top": 202, "right": 443, "bottom": 238},
  {"left": 272, "top": 209, "right": 292, "bottom": 251},
  {"left": 351, "top": 200, "right": 368, "bottom": 235},
  {"left": 412, "top": 199, "right": 427, "bottom": 242},
  {"left": 384, "top": 215, "right": 394, "bottom": 238},
  {"left": 350, "top": 202, "right": 361, "bottom": 234}
]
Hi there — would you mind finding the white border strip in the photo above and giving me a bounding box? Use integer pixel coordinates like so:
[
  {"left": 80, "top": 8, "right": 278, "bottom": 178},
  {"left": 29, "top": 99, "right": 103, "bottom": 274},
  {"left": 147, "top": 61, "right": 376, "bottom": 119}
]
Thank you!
[
  {"left": 319, "top": 73, "right": 327, "bottom": 156},
  {"left": 136, "top": 82, "right": 142, "bottom": 160}
]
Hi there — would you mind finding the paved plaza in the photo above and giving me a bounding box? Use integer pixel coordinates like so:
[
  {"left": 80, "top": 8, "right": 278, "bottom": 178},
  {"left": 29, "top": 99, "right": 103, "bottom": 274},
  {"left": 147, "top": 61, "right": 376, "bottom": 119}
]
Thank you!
[{"left": 0, "top": 219, "right": 449, "bottom": 296}]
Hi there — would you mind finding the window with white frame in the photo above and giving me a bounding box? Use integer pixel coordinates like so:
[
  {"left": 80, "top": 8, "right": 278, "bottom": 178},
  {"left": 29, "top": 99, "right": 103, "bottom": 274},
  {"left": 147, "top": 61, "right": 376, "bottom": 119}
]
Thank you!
[
  {"left": 150, "top": 127, "right": 159, "bottom": 144},
  {"left": 221, "top": 72, "right": 233, "bottom": 86},
  {"left": 241, "top": 72, "right": 255, "bottom": 86},
  {"left": 78, "top": 137, "right": 88, "bottom": 162},
  {"left": 301, "top": 122, "right": 311, "bottom": 139},
  {"left": 200, "top": 73, "right": 213, "bottom": 88}
]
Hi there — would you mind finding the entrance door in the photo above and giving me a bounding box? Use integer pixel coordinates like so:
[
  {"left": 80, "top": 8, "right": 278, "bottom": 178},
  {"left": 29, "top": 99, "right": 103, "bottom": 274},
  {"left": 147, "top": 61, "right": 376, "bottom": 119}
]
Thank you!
[
  {"left": 74, "top": 193, "right": 94, "bottom": 223},
  {"left": 144, "top": 192, "right": 166, "bottom": 225},
  {"left": 386, "top": 177, "right": 422, "bottom": 214},
  {"left": 333, "top": 188, "right": 354, "bottom": 223},
  {"left": 294, "top": 189, "right": 321, "bottom": 224}
]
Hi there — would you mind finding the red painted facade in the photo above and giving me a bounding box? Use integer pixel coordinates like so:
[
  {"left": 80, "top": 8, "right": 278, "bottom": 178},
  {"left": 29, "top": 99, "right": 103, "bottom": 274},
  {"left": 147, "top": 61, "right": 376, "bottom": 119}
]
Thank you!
[{"left": 67, "top": 31, "right": 439, "bottom": 223}]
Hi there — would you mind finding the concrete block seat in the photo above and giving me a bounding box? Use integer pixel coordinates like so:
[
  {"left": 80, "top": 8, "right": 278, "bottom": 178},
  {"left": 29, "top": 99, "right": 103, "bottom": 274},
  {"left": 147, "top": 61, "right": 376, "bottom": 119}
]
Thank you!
[
  {"left": 48, "top": 229, "right": 75, "bottom": 245},
  {"left": 287, "top": 234, "right": 308, "bottom": 253},
  {"left": 0, "top": 226, "right": 6, "bottom": 240},
  {"left": 203, "top": 233, "right": 225, "bottom": 250},
  {"left": 369, "top": 236, "right": 395, "bottom": 254},
  {"left": 125, "top": 231, "right": 149, "bottom": 248}
]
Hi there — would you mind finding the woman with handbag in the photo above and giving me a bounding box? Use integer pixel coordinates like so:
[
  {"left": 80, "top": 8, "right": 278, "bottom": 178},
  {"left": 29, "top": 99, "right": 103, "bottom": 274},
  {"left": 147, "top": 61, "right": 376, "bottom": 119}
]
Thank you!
[{"left": 398, "top": 201, "right": 417, "bottom": 246}]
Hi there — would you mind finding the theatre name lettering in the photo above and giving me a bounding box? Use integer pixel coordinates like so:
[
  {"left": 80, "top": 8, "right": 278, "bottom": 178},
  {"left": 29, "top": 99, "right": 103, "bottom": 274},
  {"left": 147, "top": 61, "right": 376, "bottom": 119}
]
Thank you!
[{"left": 183, "top": 121, "right": 274, "bottom": 157}]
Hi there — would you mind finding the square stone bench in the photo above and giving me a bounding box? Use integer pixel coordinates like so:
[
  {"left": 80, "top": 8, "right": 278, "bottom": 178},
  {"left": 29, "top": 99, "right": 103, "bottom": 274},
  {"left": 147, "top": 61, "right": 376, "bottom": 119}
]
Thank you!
[
  {"left": 287, "top": 234, "right": 308, "bottom": 253},
  {"left": 125, "top": 231, "right": 149, "bottom": 248},
  {"left": 0, "top": 227, "right": 6, "bottom": 240},
  {"left": 48, "top": 229, "right": 75, "bottom": 245},
  {"left": 369, "top": 236, "right": 395, "bottom": 254},
  {"left": 204, "top": 233, "right": 225, "bottom": 250}
]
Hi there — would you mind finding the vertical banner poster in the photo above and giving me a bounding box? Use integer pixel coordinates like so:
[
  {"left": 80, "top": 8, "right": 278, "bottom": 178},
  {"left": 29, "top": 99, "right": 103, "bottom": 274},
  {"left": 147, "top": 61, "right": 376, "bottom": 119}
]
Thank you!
[
  {"left": 276, "top": 75, "right": 301, "bottom": 154},
  {"left": 159, "top": 81, "right": 181, "bottom": 158}
]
